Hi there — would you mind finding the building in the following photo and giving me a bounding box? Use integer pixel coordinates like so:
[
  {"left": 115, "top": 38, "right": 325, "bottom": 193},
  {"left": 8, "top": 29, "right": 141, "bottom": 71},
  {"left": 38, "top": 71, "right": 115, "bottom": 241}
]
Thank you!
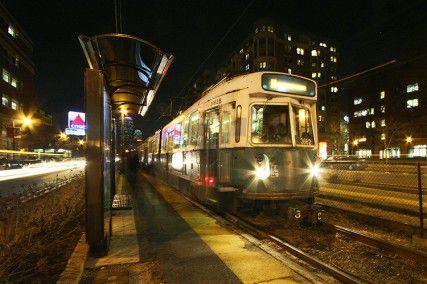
[
  {"left": 187, "top": 18, "right": 340, "bottom": 155},
  {"left": 0, "top": 2, "right": 36, "bottom": 149},
  {"left": 346, "top": 56, "right": 427, "bottom": 158}
]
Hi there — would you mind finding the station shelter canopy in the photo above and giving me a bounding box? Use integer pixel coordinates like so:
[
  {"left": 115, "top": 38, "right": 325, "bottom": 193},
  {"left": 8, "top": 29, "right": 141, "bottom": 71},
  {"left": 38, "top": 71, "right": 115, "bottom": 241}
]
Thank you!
[{"left": 79, "top": 33, "right": 173, "bottom": 116}]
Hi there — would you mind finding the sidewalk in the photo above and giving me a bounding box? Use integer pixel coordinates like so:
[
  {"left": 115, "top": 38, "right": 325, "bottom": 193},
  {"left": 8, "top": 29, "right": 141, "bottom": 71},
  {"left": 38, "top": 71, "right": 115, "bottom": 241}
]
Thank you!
[
  {"left": 79, "top": 173, "right": 162, "bottom": 283},
  {"left": 70, "top": 170, "right": 329, "bottom": 283}
]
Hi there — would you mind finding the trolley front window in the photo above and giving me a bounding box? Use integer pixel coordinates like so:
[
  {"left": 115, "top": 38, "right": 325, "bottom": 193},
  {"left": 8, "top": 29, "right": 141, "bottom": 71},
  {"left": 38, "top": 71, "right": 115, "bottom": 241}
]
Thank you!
[
  {"left": 251, "top": 104, "right": 291, "bottom": 144},
  {"left": 293, "top": 106, "right": 314, "bottom": 145}
]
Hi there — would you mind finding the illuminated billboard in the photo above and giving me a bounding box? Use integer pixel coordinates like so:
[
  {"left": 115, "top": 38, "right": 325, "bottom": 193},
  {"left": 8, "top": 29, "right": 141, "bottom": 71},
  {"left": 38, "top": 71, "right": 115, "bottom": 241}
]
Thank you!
[{"left": 65, "top": 111, "right": 86, "bottom": 136}]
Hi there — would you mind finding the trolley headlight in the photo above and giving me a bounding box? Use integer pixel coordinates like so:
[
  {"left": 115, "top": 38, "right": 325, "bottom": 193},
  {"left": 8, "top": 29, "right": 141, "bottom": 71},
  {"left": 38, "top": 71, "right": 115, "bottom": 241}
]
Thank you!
[
  {"left": 310, "top": 164, "right": 320, "bottom": 178},
  {"left": 254, "top": 154, "right": 270, "bottom": 180}
]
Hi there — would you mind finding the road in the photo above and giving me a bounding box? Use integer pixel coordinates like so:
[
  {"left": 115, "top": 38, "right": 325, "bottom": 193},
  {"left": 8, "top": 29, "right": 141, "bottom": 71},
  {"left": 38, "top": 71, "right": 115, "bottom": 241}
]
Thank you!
[
  {"left": 0, "top": 160, "right": 85, "bottom": 198},
  {"left": 317, "top": 164, "right": 427, "bottom": 227}
]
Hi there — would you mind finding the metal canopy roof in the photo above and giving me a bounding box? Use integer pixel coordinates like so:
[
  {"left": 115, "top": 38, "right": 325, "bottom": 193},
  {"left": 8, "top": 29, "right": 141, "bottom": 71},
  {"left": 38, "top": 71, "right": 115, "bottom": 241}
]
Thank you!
[{"left": 79, "top": 33, "right": 173, "bottom": 116}]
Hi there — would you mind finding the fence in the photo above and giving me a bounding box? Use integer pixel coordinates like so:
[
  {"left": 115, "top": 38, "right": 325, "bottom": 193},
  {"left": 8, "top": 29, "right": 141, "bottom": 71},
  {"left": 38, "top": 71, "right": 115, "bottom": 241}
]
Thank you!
[{"left": 316, "top": 158, "right": 426, "bottom": 237}]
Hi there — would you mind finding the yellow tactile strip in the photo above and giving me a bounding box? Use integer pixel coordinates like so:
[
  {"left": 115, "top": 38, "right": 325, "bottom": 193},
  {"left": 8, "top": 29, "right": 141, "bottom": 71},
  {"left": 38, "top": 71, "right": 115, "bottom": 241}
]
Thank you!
[{"left": 144, "top": 174, "right": 303, "bottom": 284}]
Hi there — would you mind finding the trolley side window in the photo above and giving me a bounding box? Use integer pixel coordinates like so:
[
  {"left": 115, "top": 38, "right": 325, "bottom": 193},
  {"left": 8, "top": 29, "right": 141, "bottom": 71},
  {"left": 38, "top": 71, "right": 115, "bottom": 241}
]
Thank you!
[
  {"left": 182, "top": 119, "right": 189, "bottom": 147},
  {"left": 251, "top": 104, "right": 291, "bottom": 144},
  {"left": 221, "top": 111, "right": 231, "bottom": 144},
  {"left": 189, "top": 112, "right": 199, "bottom": 146},
  {"left": 292, "top": 106, "right": 314, "bottom": 145}
]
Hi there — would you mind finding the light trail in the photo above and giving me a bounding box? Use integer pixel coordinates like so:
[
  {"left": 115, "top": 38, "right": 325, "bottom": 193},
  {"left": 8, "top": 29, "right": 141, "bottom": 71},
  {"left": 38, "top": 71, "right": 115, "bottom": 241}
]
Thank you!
[{"left": 0, "top": 160, "right": 85, "bottom": 182}]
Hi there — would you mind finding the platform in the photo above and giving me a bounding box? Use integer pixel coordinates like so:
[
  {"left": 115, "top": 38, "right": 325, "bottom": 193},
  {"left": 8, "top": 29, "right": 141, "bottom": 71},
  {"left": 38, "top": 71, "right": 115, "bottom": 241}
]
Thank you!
[{"left": 81, "top": 171, "right": 330, "bottom": 283}]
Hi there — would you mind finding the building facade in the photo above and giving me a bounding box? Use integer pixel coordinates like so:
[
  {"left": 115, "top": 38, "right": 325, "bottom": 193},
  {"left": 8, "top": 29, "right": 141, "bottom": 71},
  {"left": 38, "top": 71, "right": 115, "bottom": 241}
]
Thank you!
[
  {"left": 347, "top": 56, "right": 427, "bottom": 158},
  {"left": 0, "top": 2, "right": 36, "bottom": 149}
]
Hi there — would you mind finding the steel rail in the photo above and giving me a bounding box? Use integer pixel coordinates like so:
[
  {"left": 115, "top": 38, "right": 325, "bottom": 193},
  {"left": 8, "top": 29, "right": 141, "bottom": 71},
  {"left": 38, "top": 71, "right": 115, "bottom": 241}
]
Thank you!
[{"left": 327, "top": 223, "right": 427, "bottom": 263}]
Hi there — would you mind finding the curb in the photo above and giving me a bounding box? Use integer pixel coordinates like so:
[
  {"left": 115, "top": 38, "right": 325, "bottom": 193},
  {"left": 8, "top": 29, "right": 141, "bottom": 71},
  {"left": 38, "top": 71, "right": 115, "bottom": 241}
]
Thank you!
[{"left": 57, "top": 233, "right": 88, "bottom": 284}]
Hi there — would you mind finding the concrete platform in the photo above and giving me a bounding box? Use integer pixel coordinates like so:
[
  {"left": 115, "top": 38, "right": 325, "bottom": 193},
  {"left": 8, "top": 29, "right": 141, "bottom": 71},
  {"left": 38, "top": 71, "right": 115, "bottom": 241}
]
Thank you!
[{"left": 79, "top": 171, "right": 328, "bottom": 283}]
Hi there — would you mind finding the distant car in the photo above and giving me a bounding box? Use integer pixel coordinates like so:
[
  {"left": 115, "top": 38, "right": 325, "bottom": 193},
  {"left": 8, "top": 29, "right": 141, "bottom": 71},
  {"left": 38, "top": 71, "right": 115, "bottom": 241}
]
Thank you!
[
  {"left": 322, "top": 156, "right": 368, "bottom": 170},
  {"left": 0, "top": 159, "right": 24, "bottom": 170}
]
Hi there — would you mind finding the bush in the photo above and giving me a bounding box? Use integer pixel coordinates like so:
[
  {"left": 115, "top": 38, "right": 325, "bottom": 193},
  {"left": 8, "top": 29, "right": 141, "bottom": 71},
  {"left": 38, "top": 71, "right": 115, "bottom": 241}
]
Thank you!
[{"left": 0, "top": 177, "right": 85, "bottom": 282}]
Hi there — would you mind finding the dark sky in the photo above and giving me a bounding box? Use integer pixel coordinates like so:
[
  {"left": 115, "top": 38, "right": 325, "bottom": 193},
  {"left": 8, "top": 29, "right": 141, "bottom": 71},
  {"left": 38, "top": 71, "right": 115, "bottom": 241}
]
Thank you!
[{"left": 3, "top": 0, "right": 427, "bottom": 134}]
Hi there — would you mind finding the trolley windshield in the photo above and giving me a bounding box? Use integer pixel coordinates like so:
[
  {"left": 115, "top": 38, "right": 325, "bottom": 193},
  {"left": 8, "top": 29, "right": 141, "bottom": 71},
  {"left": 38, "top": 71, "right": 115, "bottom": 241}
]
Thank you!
[{"left": 251, "top": 104, "right": 292, "bottom": 144}]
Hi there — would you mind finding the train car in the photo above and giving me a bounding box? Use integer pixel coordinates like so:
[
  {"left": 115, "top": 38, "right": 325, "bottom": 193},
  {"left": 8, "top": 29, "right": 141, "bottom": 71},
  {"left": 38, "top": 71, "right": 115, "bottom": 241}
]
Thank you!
[{"left": 139, "top": 72, "right": 320, "bottom": 220}]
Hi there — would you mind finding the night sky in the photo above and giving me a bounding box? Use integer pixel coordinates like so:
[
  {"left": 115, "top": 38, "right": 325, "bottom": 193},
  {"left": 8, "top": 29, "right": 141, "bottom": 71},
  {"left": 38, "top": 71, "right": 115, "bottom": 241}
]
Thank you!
[{"left": 4, "top": 0, "right": 427, "bottom": 135}]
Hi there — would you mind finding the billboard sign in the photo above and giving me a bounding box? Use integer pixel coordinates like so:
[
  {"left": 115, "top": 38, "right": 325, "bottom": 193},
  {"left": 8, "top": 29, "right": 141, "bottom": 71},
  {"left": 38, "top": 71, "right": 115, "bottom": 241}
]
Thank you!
[{"left": 66, "top": 111, "right": 86, "bottom": 136}]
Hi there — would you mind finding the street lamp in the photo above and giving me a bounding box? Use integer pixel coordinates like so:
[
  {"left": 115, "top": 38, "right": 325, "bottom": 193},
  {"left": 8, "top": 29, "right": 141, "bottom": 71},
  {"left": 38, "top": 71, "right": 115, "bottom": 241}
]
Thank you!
[
  {"left": 78, "top": 139, "right": 85, "bottom": 146},
  {"left": 59, "top": 132, "right": 69, "bottom": 141},
  {"left": 405, "top": 136, "right": 413, "bottom": 143}
]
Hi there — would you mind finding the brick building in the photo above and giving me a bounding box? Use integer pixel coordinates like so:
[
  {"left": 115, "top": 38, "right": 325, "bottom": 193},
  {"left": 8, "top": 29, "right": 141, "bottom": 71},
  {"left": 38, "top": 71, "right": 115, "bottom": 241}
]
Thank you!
[
  {"left": 0, "top": 2, "right": 36, "bottom": 149},
  {"left": 346, "top": 56, "right": 427, "bottom": 158}
]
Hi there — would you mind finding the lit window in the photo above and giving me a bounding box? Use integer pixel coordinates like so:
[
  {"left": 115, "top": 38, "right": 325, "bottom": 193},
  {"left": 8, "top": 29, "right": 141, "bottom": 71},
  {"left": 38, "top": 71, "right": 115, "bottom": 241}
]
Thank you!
[
  {"left": 379, "top": 91, "right": 385, "bottom": 99},
  {"left": 239, "top": 49, "right": 243, "bottom": 54},
  {"left": 2, "top": 95, "right": 9, "bottom": 106},
  {"left": 354, "top": 98, "right": 362, "bottom": 105},
  {"left": 8, "top": 26, "right": 16, "bottom": 37},
  {"left": 366, "top": 121, "right": 371, "bottom": 128},
  {"left": 311, "top": 72, "right": 317, "bottom": 78},
  {"left": 255, "top": 28, "right": 258, "bottom": 33},
  {"left": 2, "top": 69, "right": 10, "bottom": 83},
  {"left": 245, "top": 54, "right": 249, "bottom": 60},
  {"left": 371, "top": 121, "right": 376, "bottom": 128},
  {"left": 262, "top": 26, "right": 266, "bottom": 31},
  {"left": 330, "top": 46, "right": 336, "bottom": 52},
  {"left": 380, "top": 105, "right": 385, "bottom": 113},
  {"left": 14, "top": 56, "right": 20, "bottom": 67},
  {"left": 407, "top": 98, "right": 419, "bottom": 108},
  {"left": 343, "top": 115, "right": 349, "bottom": 123},
  {"left": 330, "top": 56, "right": 337, "bottom": 62},
  {"left": 370, "top": 108, "right": 375, "bottom": 115},
  {"left": 380, "top": 119, "right": 386, "bottom": 127},
  {"left": 11, "top": 78, "right": 18, "bottom": 88},
  {"left": 287, "top": 68, "right": 292, "bottom": 74},
  {"left": 317, "top": 72, "right": 321, "bottom": 78},
  {"left": 259, "top": 62, "right": 266, "bottom": 69},
  {"left": 319, "top": 42, "right": 327, "bottom": 47},
  {"left": 245, "top": 64, "right": 250, "bottom": 71},
  {"left": 406, "top": 83, "right": 419, "bottom": 93},
  {"left": 267, "top": 26, "right": 274, "bottom": 32},
  {"left": 381, "top": 133, "right": 386, "bottom": 140},
  {"left": 331, "top": 76, "right": 337, "bottom": 80},
  {"left": 297, "top": 59, "right": 304, "bottom": 66},
  {"left": 409, "top": 145, "right": 427, "bottom": 158},
  {"left": 311, "top": 50, "right": 318, "bottom": 56},
  {"left": 296, "top": 48, "right": 304, "bottom": 55},
  {"left": 331, "top": 86, "right": 338, "bottom": 93},
  {"left": 321, "top": 105, "right": 325, "bottom": 111},
  {"left": 321, "top": 62, "right": 325, "bottom": 68},
  {"left": 287, "top": 35, "right": 292, "bottom": 41},
  {"left": 11, "top": 100, "right": 17, "bottom": 110},
  {"left": 318, "top": 115, "right": 324, "bottom": 121}
]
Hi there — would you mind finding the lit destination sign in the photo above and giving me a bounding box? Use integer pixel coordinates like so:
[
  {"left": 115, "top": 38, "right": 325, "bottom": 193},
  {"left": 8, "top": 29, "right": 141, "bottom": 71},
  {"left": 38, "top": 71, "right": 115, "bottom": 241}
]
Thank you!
[{"left": 262, "top": 73, "right": 315, "bottom": 97}]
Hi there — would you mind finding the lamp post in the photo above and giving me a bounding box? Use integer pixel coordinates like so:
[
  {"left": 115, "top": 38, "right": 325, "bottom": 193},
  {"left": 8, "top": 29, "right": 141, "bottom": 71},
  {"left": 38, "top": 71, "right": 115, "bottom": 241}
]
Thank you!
[
  {"left": 120, "top": 108, "right": 127, "bottom": 168},
  {"left": 406, "top": 136, "right": 413, "bottom": 158},
  {"left": 11, "top": 115, "right": 34, "bottom": 151}
]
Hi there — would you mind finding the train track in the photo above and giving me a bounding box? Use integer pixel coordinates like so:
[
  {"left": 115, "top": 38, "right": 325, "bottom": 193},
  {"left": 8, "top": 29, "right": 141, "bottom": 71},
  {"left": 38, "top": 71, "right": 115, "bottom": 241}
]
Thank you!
[{"left": 324, "top": 222, "right": 427, "bottom": 264}]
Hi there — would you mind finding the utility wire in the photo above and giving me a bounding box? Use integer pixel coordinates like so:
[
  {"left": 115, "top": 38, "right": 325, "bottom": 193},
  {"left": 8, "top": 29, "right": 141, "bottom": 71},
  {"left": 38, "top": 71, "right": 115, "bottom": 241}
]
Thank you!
[{"left": 175, "top": 0, "right": 256, "bottom": 114}]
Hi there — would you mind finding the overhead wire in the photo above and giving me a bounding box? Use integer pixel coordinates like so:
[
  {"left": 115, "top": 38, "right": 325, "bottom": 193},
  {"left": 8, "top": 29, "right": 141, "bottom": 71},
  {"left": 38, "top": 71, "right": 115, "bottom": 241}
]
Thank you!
[{"left": 174, "top": 0, "right": 256, "bottom": 115}]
